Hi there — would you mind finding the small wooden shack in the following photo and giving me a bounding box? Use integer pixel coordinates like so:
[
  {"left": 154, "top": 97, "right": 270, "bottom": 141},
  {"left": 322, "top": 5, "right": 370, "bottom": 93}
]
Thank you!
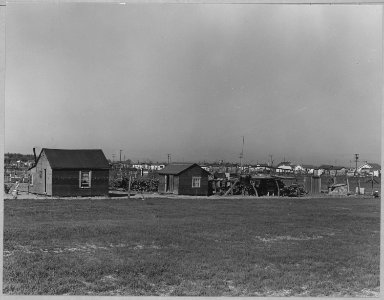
[
  {"left": 28, "top": 148, "right": 109, "bottom": 197},
  {"left": 158, "top": 163, "right": 210, "bottom": 196}
]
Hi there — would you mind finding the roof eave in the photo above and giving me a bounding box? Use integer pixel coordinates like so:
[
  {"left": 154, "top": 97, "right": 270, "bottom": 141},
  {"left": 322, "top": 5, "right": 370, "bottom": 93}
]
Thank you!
[{"left": 52, "top": 167, "right": 110, "bottom": 170}]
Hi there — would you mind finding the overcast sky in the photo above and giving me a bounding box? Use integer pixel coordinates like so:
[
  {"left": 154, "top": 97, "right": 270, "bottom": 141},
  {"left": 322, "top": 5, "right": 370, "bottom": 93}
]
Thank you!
[{"left": 5, "top": 3, "right": 382, "bottom": 165}]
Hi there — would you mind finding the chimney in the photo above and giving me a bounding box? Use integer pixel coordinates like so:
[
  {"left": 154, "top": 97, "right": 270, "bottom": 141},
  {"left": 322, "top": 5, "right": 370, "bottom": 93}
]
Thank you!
[{"left": 33, "top": 148, "right": 37, "bottom": 163}]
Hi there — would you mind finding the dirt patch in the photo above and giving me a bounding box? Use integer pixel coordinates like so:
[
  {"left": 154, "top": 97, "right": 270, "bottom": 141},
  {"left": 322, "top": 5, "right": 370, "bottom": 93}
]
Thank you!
[
  {"left": 4, "top": 242, "right": 163, "bottom": 256},
  {"left": 3, "top": 250, "right": 14, "bottom": 257},
  {"left": 251, "top": 288, "right": 294, "bottom": 296},
  {"left": 359, "top": 288, "right": 380, "bottom": 297},
  {"left": 133, "top": 244, "right": 144, "bottom": 250},
  {"left": 101, "top": 274, "right": 119, "bottom": 283},
  {"left": 254, "top": 235, "right": 324, "bottom": 242}
]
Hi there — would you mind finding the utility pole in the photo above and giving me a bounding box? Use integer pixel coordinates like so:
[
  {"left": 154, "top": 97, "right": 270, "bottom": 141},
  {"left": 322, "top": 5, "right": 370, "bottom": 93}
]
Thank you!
[
  {"left": 354, "top": 153, "right": 360, "bottom": 194},
  {"left": 269, "top": 154, "right": 274, "bottom": 167},
  {"left": 239, "top": 136, "right": 244, "bottom": 174},
  {"left": 269, "top": 154, "right": 274, "bottom": 175}
]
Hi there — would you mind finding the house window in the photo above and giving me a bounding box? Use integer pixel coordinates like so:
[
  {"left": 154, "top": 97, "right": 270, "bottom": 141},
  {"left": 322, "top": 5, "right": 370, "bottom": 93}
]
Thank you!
[
  {"left": 192, "top": 176, "right": 201, "bottom": 188},
  {"left": 79, "top": 171, "right": 92, "bottom": 188}
]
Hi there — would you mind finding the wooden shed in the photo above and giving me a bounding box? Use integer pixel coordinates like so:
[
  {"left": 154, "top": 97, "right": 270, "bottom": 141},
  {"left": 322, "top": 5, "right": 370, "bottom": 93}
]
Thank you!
[
  {"left": 28, "top": 148, "right": 109, "bottom": 197},
  {"left": 158, "top": 163, "right": 210, "bottom": 196}
]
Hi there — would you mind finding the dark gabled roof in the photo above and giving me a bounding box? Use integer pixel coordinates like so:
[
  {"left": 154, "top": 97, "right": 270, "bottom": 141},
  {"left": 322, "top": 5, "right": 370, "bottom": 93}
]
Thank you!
[
  {"left": 301, "top": 164, "right": 316, "bottom": 169},
  {"left": 366, "top": 163, "right": 381, "bottom": 170},
  {"left": 224, "top": 162, "right": 238, "bottom": 167},
  {"left": 332, "top": 166, "right": 346, "bottom": 170},
  {"left": 158, "top": 163, "right": 209, "bottom": 175},
  {"left": 318, "top": 164, "right": 345, "bottom": 170},
  {"left": 39, "top": 148, "right": 109, "bottom": 169},
  {"left": 318, "top": 164, "right": 333, "bottom": 170}
]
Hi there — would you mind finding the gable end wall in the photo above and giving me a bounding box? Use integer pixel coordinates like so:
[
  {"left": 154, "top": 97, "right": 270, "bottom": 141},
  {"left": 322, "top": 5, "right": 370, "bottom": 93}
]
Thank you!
[{"left": 178, "top": 165, "right": 209, "bottom": 196}]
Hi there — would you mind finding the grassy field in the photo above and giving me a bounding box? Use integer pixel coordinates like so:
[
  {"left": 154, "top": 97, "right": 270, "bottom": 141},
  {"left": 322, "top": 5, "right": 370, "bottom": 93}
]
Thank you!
[{"left": 3, "top": 196, "right": 380, "bottom": 296}]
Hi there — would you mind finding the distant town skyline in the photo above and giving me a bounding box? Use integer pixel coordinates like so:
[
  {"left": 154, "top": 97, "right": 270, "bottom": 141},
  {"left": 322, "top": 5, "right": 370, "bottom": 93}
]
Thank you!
[
  {"left": 5, "top": 3, "right": 382, "bottom": 166},
  {"left": 4, "top": 147, "right": 380, "bottom": 169}
]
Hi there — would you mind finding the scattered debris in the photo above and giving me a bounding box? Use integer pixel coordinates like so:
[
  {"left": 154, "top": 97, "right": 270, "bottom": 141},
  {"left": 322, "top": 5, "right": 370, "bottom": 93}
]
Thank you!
[
  {"left": 280, "top": 184, "right": 306, "bottom": 197},
  {"left": 328, "top": 184, "right": 348, "bottom": 196},
  {"left": 120, "top": 177, "right": 159, "bottom": 193}
]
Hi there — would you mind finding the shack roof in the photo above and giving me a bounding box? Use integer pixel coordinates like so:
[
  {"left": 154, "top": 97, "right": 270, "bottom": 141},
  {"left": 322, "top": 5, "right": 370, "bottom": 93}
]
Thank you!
[
  {"left": 301, "top": 164, "right": 316, "bottom": 169},
  {"left": 366, "top": 163, "right": 381, "bottom": 170},
  {"left": 332, "top": 166, "right": 346, "bottom": 170},
  {"left": 158, "top": 163, "right": 209, "bottom": 175},
  {"left": 318, "top": 164, "right": 333, "bottom": 170},
  {"left": 35, "top": 148, "right": 109, "bottom": 169},
  {"left": 318, "top": 165, "right": 345, "bottom": 170}
]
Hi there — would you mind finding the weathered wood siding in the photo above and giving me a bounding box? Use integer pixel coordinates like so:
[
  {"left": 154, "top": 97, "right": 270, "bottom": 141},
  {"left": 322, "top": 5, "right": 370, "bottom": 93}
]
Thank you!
[
  {"left": 158, "top": 175, "right": 166, "bottom": 193},
  {"left": 178, "top": 166, "right": 209, "bottom": 196},
  {"left": 173, "top": 176, "right": 179, "bottom": 194},
  {"left": 158, "top": 175, "right": 180, "bottom": 194},
  {"left": 158, "top": 166, "right": 209, "bottom": 195},
  {"left": 28, "top": 151, "right": 53, "bottom": 195},
  {"left": 52, "top": 169, "right": 109, "bottom": 197}
]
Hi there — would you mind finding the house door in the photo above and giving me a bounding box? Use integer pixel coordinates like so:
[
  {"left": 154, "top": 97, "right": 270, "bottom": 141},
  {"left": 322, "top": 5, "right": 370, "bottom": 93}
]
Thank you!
[
  {"left": 44, "top": 169, "right": 47, "bottom": 194},
  {"left": 169, "top": 175, "right": 174, "bottom": 192},
  {"left": 165, "top": 175, "right": 174, "bottom": 192}
]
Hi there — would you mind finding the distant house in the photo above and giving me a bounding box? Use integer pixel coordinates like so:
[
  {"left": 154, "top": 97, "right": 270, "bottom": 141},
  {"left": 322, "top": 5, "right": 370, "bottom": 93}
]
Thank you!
[
  {"left": 200, "top": 165, "right": 211, "bottom": 172},
  {"left": 358, "top": 163, "right": 381, "bottom": 177},
  {"left": 28, "top": 148, "right": 109, "bottom": 197},
  {"left": 317, "top": 165, "right": 333, "bottom": 176},
  {"left": 301, "top": 164, "right": 316, "bottom": 174},
  {"left": 254, "top": 163, "right": 272, "bottom": 173},
  {"left": 132, "top": 163, "right": 150, "bottom": 170},
  {"left": 150, "top": 164, "right": 165, "bottom": 171},
  {"left": 317, "top": 165, "right": 346, "bottom": 176},
  {"left": 223, "top": 163, "right": 239, "bottom": 174},
  {"left": 158, "top": 163, "right": 210, "bottom": 196},
  {"left": 276, "top": 162, "right": 294, "bottom": 174},
  {"left": 332, "top": 166, "right": 347, "bottom": 176},
  {"left": 294, "top": 164, "right": 320, "bottom": 175},
  {"left": 293, "top": 164, "right": 305, "bottom": 174},
  {"left": 130, "top": 162, "right": 165, "bottom": 171}
]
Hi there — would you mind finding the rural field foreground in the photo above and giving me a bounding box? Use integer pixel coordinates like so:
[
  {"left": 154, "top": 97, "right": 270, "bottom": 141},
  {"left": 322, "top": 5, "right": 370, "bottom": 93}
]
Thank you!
[{"left": 3, "top": 197, "right": 380, "bottom": 296}]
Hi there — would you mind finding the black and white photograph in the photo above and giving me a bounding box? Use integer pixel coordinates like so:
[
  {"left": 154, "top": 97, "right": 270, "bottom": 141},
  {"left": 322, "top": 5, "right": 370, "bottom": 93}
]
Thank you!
[{"left": 2, "top": 0, "right": 382, "bottom": 296}]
